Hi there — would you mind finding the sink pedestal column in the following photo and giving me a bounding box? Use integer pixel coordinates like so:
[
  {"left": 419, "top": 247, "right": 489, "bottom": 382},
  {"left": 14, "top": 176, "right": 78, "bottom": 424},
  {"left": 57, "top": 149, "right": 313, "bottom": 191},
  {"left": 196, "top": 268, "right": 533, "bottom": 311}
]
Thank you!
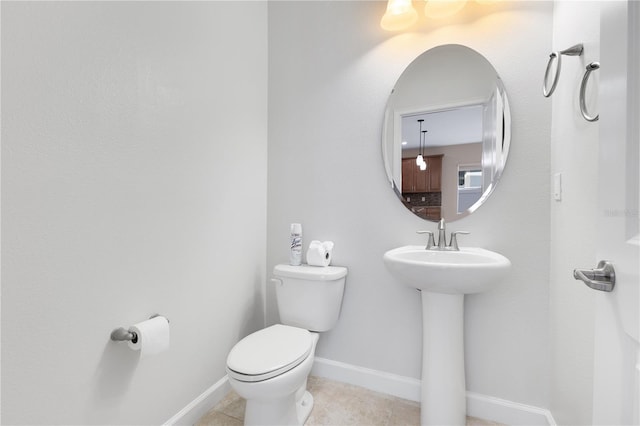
[{"left": 421, "top": 291, "right": 466, "bottom": 425}]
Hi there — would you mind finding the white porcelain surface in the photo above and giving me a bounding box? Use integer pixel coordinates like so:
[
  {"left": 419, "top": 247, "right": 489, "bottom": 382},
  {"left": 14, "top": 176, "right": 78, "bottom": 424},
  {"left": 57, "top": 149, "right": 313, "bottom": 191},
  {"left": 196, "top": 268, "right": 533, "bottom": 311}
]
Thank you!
[
  {"left": 273, "top": 264, "right": 348, "bottom": 280},
  {"left": 227, "top": 333, "right": 319, "bottom": 426},
  {"left": 421, "top": 292, "right": 466, "bottom": 425},
  {"left": 273, "top": 264, "right": 347, "bottom": 332},
  {"left": 383, "top": 246, "right": 511, "bottom": 425},
  {"left": 226, "top": 265, "right": 348, "bottom": 426},
  {"left": 226, "top": 325, "right": 312, "bottom": 382},
  {"left": 383, "top": 245, "right": 511, "bottom": 294}
]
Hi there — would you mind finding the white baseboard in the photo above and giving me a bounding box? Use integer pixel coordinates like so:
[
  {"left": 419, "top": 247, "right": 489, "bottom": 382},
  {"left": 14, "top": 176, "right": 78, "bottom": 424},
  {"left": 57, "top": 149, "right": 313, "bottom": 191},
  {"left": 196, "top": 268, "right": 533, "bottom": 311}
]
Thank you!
[
  {"left": 165, "top": 357, "right": 557, "bottom": 426},
  {"left": 311, "top": 356, "right": 422, "bottom": 402},
  {"left": 466, "top": 392, "right": 556, "bottom": 426},
  {"left": 163, "top": 375, "right": 230, "bottom": 426},
  {"left": 312, "top": 357, "right": 556, "bottom": 426}
]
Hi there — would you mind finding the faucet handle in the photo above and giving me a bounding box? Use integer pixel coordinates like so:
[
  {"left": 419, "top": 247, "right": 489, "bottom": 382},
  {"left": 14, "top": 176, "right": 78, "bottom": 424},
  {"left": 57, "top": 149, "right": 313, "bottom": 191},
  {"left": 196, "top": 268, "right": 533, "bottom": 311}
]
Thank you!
[
  {"left": 449, "top": 231, "right": 470, "bottom": 251},
  {"left": 417, "top": 230, "right": 435, "bottom": 250}
]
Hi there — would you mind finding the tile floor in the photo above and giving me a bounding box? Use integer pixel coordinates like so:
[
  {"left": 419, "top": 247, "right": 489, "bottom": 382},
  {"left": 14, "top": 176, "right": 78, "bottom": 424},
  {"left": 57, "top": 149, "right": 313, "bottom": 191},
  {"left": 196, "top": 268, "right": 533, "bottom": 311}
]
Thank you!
[{"left": 196, "top": 376, "right": 503, "bottom": 426}]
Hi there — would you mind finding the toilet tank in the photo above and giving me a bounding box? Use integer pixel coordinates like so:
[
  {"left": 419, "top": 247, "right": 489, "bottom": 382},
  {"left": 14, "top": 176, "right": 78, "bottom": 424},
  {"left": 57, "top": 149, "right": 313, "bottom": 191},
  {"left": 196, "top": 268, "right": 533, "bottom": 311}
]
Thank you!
[{"left": 273, "top": 264, "right": 347, "bottom": 332}]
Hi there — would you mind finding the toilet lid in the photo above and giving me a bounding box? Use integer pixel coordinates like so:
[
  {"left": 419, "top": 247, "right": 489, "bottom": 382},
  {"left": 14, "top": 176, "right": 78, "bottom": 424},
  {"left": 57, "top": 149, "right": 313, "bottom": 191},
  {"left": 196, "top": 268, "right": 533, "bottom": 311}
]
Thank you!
[{"left": 226, "top": 324, "right": 312, "bottom": 382}]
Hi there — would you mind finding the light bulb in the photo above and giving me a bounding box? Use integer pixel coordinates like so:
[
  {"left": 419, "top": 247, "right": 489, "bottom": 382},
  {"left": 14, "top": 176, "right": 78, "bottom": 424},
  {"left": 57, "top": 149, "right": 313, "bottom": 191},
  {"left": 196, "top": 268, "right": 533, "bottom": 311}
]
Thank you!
[
  {"left": 416, "top": 154, "right": 424, "bottom": 166},
  {"left": 420, "top": 160, "right": 427, "bottom": 171},
  {"left": 380, "top": 0, "right": 418, "bottom": 31},
  {"left": 424, "top": 0, "right": 467, "bottom": 19}
]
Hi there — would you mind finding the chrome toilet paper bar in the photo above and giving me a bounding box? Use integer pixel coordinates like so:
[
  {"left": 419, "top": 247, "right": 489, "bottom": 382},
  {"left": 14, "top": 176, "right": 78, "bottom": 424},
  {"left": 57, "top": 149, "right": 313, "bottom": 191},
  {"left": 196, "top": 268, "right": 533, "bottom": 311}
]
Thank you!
[
  {"left": 110, "top": 314, "right": 169, "bottom": 343},
  {"left": 110, "top": 327, "right": 138, "bottom": 343}
]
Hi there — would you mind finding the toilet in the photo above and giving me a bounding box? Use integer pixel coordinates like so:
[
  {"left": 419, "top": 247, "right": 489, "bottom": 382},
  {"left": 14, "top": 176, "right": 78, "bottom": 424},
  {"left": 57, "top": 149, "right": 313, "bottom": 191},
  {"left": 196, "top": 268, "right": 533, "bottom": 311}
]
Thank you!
[{"left": 226, "top": 264, "right": 348, "bottom": 426}]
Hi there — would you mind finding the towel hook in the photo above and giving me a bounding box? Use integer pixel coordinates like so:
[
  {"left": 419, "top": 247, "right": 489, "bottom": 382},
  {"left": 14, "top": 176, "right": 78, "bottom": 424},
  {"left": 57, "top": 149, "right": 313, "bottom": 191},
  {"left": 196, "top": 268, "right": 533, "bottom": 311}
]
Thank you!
[
  {"left": 579, "top": 62, "right": 600, "bottom": 122},
  {"left": 543, "top": 43, "right": 584, "bottom": 97}
]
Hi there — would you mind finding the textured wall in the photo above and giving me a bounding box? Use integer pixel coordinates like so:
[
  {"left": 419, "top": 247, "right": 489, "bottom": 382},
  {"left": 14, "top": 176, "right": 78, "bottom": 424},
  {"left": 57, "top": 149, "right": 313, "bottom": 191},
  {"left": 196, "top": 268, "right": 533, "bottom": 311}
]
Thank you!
[
  {"left": 267, "top": 0, "right": 553, "bottom": 408},
  {"left": 1, "top": 2, "right": 267, "bottom": 424}
]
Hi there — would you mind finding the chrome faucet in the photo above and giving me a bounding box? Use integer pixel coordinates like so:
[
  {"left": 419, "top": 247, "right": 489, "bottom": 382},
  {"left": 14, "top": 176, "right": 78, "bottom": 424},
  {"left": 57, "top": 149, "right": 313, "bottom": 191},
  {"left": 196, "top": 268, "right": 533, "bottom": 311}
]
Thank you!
[
  {"left": 437, "top": 218, "right": 447, "bottom": 249},
  {"left": 417, "top": 218, "right": 469, "bottom": 251}
]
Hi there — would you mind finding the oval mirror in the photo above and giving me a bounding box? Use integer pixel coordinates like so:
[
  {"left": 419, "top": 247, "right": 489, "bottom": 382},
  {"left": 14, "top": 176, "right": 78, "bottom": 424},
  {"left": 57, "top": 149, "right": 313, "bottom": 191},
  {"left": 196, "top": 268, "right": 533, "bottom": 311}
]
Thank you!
[{"left": 382, "top": 44, "right": 511, "bottom": 222}]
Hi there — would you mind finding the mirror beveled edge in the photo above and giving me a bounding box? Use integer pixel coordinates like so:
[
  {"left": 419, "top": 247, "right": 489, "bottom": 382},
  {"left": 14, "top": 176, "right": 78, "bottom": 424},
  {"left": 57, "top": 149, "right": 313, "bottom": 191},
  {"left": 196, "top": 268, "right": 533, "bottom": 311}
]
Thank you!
[{"left": 381, "top": 44, "right": 512, "bottom": 223}]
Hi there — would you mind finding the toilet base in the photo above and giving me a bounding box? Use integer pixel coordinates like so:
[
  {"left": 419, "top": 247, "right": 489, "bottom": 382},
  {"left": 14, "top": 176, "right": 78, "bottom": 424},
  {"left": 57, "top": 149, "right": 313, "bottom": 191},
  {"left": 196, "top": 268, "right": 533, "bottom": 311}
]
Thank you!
[
  {"left": 243, "top": 388, "right": 314, "bottom": 426},
  {"left": 297, "top": 390, "right": 314, "bottom": 424}
]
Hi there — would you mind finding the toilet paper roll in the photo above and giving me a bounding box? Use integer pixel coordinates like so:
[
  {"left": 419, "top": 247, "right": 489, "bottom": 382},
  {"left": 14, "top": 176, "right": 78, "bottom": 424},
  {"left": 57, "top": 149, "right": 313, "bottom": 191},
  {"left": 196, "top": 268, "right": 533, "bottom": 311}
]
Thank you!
[
  {"left": 128, "top": 316, "right": 170, "bottom": 358},
  {"left": 306, "top": 240, "right": 334, "bottom": 267}
]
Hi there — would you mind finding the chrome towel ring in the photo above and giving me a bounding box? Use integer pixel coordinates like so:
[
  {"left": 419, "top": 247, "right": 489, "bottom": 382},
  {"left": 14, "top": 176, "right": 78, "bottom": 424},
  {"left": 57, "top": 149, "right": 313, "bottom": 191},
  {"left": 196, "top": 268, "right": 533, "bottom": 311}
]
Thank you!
[
  {"left": 543, "top": 43, "right": 584, "bottom": 97},
  {"left": 580, "top": 62, "right": 600, "bottom": 122}
]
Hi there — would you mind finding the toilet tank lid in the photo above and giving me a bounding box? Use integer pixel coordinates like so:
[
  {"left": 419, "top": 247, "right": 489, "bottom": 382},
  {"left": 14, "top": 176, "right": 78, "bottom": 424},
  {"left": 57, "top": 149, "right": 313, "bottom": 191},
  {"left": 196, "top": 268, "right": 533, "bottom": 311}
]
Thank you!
[{"left": 274, "top": 264, "right": 348, "bottom": 280}]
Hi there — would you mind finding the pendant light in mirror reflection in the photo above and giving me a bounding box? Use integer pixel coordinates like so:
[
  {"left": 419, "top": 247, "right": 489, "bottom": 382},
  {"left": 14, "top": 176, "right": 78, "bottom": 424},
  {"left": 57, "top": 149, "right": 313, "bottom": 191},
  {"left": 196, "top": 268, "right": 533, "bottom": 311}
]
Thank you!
[
  {"left": 420, "top": 130, "right": 428, "bottom": 171},
  {"left": 381, "top": 0, "right": 498, "bottom": 31},
  {"left": 416, "top": 119, "right": 425, "bottom": 167}
]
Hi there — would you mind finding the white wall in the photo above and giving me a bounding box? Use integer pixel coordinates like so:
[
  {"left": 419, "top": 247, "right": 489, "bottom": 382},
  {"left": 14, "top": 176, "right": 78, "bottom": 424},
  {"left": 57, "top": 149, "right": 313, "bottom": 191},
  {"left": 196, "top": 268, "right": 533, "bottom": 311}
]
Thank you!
[
  {"left": 548, "top": 2, "right": 601, "bottom": 425},
  {"left": 268, "top": 0, "right": 552, "bottom": 408},
  {"left": 1, "top": 2, "right": 267, "bottom": 424}
]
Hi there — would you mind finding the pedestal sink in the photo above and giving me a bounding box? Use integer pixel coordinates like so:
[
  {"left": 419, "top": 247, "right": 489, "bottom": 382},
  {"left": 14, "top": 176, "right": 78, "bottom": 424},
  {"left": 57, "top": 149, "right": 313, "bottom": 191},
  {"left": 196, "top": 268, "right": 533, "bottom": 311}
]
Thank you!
[{"left": 383, "top": 245, "right": 511, "bottom": 426}]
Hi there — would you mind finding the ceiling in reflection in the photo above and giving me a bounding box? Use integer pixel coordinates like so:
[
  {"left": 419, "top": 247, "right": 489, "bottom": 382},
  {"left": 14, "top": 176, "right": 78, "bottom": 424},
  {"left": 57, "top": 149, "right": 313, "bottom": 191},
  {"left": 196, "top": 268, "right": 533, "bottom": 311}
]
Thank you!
[{"left": 400, "top": 104, "right": 483, "bottom": 149}]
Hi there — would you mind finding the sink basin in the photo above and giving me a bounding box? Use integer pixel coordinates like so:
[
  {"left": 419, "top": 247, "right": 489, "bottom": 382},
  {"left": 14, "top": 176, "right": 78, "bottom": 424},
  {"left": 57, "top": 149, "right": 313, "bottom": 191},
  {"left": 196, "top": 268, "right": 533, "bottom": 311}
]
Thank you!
[{"left": 383, "top": 245, "right": 511, "bottom": 294}]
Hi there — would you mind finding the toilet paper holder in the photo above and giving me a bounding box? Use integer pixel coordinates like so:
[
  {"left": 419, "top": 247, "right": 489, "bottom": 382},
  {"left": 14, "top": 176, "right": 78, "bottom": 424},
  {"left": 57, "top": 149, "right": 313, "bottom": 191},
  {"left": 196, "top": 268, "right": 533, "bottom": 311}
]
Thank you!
[{"left": 110, "top": 314, "right": 169, "bottom": 343}]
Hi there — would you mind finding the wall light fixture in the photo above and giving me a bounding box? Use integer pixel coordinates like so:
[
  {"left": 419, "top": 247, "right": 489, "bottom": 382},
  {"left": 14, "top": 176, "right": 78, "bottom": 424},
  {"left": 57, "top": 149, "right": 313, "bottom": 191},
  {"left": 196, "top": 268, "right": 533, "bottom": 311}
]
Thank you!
[
  {"left": 424, "top": 0, "right": 468, "bottom": 19},
  {"left": 381, "top": 0, "right": 495, "bottom": 31},
  {"left": 380, "top": 0, "right": 419, "bottom": 31}
]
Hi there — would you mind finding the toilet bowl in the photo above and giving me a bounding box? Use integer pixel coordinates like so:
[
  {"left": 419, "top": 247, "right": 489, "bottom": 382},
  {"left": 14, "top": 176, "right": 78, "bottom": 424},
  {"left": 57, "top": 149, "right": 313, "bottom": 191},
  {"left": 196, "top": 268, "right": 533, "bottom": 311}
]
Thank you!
[
  {"left": 227, "top": 325, "right": 319, "bottom": 425},
  {"left": 226, "top": 264, "right": 347, "bottom": 426}
]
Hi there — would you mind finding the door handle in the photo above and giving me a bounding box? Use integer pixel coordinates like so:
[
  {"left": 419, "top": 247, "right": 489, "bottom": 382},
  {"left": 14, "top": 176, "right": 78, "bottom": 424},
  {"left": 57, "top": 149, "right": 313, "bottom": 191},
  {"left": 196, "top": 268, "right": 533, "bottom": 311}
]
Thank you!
[{"left": 573, "top": 260, "right": 616, "bottom": 292}]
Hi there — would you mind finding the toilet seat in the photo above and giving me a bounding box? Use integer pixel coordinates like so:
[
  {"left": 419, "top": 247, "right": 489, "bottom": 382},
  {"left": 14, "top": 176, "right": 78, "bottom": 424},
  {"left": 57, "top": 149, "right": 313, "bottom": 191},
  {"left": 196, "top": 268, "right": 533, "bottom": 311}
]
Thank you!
[{"left": 226, "top": 324, "right": 312, "bottom": 382}]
